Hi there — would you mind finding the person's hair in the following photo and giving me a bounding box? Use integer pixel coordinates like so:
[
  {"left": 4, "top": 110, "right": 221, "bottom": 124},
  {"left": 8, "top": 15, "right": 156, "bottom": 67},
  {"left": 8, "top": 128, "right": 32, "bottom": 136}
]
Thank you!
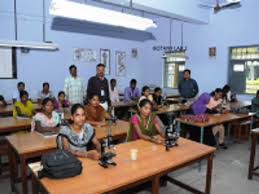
[
  {"left": 256, "top": 90, "right": 259, "bottom": 96},
  {"left": 20, "top": 90, "right": 28, "bottom": 98},
  {"left": 154, "top": 87, "right": 162, "bottom": 93},
  {"left": 183, "top": 69, "right": 191, "bottom": 74},
  {"left": 214, "top": 88, "right": 223, "bottom": 93},
  {"left": 58, "top": 91, "right": 65, "bottom": 97},
  {"left": 139, "top": 99, "right": 152, "bottom": 108},
  {"left": 71, "top": 103, "right": 85, "bottom": 115},
  {"left": 110, "top": 79, "right": 116, "bottom": 84},
  {"left": 42, "top": 97, "right": 53, "bottom": 107},
  {"left": 69, "top": 65, "right": 77, "bottom": 71},
  {"left": 88, "top": 93, "right": 99, "bottom": 101},
  {"left": 43, "top": 82, "right": 49, "bottom": 88},
  {"left": 17, "top": 81, "right": 25, "bottom": 87},
  {"left": 142, "top": 86, "right": 150, "bottom": 95},
  {"left": 96, "top": 63, "right": 105, "bottom": 68},
  {"left": 222, "top": 84, "right": 230, "bottom": 93},
  {"left": 130, "top": 79, "right": 137, "bottom": 85},
  {"left": 0, "top": 95, "right": 5, "bottom": 101}
]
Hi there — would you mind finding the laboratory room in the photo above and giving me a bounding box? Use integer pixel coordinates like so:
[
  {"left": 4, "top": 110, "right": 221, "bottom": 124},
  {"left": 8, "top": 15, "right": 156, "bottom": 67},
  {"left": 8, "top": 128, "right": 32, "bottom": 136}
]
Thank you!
[{"left": 0, "top": 0, "right": 259, "bottom": 194}]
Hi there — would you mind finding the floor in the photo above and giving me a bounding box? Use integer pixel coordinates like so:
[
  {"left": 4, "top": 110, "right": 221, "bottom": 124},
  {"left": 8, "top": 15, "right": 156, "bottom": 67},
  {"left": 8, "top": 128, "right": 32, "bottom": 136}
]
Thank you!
[{"left": 0, "top": 141, "right": 259, "bottom": 194}]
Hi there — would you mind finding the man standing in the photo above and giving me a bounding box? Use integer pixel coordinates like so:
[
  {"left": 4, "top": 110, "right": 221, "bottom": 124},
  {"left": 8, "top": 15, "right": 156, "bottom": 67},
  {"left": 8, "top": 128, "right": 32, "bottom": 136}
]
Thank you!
[
  {"left": 64, "top": 65, "right": 84, "bottom": 105},
  {"left": 178, "top": 69, "right": 199, "bottom": 100},
  {"left": 124, "top": 79, "right": 141, "bottom": 102},
  {"left": 87, "top": 63, "right": 110, "bottom": 110}
]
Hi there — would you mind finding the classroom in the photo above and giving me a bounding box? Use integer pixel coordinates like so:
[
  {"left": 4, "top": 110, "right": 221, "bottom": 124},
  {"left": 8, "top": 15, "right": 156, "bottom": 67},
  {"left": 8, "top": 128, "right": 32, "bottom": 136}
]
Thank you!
[{"left": 0, "top": 0, "right": 259, "bottom": 194}]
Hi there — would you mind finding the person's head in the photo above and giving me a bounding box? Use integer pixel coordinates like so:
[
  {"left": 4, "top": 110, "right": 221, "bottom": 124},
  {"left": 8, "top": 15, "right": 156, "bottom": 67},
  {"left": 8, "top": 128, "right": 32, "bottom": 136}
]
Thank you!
[
  {"left": 69, "top": 65, "right": 77, "bottom": 77},
  {"left": 183, "top": 69, "right": 191, "bottom": 80},
  {"left": 130, "top": 79, "right": 137, "bottom": 89},
  {"left": 17, "top": 82, "right": 25, "bottom": 92},
  {"left": 138, "top": 99, "right": 152, "bottom": 117},
  {"left": 70, "top": 104, "right": 85, "bottom": 126},
  {"left": 256, "top": 90, "right": 259, "bottom": 98},
  {"left": 154, "top": 87, "right": 162, "bottom": 97},
  {"left": 42, "top": 98, "right": 54, "bottom": 114},
  {"left": 88, "top": 94, "right": 100, "bottom": 107},
  {"left": 96, "top": 63, "right": 105, "bottom": 78},
  {"left": 42, "top": 82, "right": 50, "bottom": 93},
  {"left": 19, "top": 90, "right": 29, "bottom": 103},
  {"left": 58, "top": 91, "right": 66, "bottom": 102},
  {"left": 110, "top": 79, "right": 117, "bottom": 88},
  {"left": 142, "top": 86, "right": 150, "bottom": 97},
  {"left": 222, "top": 84, "right": 230, "bottom": 94},
  {"left": 213, "top": 88, "right": 223, "bottom": 101}
]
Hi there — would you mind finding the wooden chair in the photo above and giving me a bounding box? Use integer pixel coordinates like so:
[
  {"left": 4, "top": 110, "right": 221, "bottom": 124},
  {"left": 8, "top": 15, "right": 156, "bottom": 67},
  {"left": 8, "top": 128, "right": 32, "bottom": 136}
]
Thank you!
[{"left": 248, "top": 128, "right": 259, "bottom": 180}]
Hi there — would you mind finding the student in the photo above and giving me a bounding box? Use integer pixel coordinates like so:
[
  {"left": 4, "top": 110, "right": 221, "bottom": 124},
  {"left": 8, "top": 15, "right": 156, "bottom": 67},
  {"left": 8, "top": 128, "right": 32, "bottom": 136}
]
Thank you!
[
  {"left": 84, "top": 94, "right": 111, "bottom": 127},
  {"left": 54, "top": 91, "right": 70, "bottom": 112},
  {"left": 38, "top": 82, "right": 54, "bottom": 104},
  {"left": 207, "top": 88, "right": 224, "bottom": 111},
  {"left": 13, "top": 90, "right": 34, "bottom": 118},
  {"left": 109, "top": 79, "right": 120, "bottom": 103},
  {"left": 251, "top": 90, "right": 259, "bottom": 118},
  {"left": 126, "top": 99, "right": 164, "bottom": 143},
  {"left": 12, "top": 82, "right": 25, "bottom": 103},
  {"left": 191, "top": 91, "right": 227, "bottom": 149},
  {"left": 0, "top": 95, "right": 7, "bottom": 108},
  {"left": 124, "top": 79, "right": 141, "bottom": 102},
  {"left": 152, "top": 87, "right": 163, "bottom": 106},
  {"left": 57, "top": 104, "right": 101, "bottom": 160},
  {"left": 178, "top": 69, "right": 199, "bottom": 99},
  {"left": 32, "top": 98, "right": 60, "bottom": 133},
  {"left": 222, "top": 84, "right": 231, "bottom": 102},
  {"left": 138, "top": 86, "right": 153, "bottom": 105},
  {"left": 87, "top": 63, "right": 110, "bottom": 110},
  {"left": 64, "top": 65, "right": 84, "bottom": 104}
]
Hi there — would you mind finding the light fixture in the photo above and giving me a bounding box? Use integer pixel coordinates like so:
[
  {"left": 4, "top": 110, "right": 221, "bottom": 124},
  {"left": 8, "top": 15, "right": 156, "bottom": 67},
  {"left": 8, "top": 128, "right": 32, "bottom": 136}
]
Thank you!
[
  {"left": 49, "top": 0, "right": 157, "bottom": 31},
  {"left": 0, "top": 40, "right": 58, "bottom": 50}
]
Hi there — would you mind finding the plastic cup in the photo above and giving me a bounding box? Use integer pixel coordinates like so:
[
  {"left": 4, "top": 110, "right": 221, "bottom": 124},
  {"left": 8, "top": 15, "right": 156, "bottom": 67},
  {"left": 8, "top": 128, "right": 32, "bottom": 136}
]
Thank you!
[{"left": 130, "top": 149, "right": 138, "bottom": 161}]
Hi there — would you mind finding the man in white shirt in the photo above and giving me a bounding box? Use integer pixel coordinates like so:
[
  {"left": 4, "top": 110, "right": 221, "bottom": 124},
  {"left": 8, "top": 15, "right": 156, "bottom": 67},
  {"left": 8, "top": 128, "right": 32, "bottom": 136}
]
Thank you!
[
  {"left": 109, "top": 79, "right": 120, "bottom": 103},
  {"left": 12, "top": 81, "right": 25, "bottom": 103},
  {"left": 64, "top": 65, "right": 84, "bottom": 105},
  {"left": 37, "top": 82, "right": 54, "bottom": 104}
]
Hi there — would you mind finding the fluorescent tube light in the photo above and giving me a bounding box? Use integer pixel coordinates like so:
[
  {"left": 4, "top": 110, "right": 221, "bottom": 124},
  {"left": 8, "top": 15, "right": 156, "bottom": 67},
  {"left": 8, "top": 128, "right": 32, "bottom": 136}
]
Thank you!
[
  {"left": 0, "top": 40, "right": 58, "bottom": 50},
  {"left": 49, "top": 0, "right": 157, "bottom": 31}
]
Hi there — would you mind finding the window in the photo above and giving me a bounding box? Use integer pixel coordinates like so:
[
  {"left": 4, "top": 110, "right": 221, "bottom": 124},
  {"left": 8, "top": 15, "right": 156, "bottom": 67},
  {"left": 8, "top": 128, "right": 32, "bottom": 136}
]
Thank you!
[
  {"left": 0, "top": 47, "right": 17, "bottom": 79},
  {"left": 229, "top": 45, "right": 259, "bottom": 94},
  {"left": 164, "top": 52, "right": 186, "bottom": 88}
]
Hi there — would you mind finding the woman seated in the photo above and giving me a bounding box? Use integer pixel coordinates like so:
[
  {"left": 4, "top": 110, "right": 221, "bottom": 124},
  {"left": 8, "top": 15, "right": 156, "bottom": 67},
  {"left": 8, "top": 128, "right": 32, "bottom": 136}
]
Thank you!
[
  {"left": 138, "top": 86, "right": 153, "bottom": 105},
  {"left": 126, "top": 99, "right": 164, "bottom": 144},
  {"left": 84, "top": 94, "right": 111, "bottom": 127},
  {"left": 57, "top": 104, "right": 101, "bottom": 160},
  {"left": 32, "top": 98, "right": 60, "bottom": 133},
  {"left": 54, "top": 91, "right": 70, "bottom": 112},
  {"left": 13, "top": 90, "right": 34, "bottom": 118}
]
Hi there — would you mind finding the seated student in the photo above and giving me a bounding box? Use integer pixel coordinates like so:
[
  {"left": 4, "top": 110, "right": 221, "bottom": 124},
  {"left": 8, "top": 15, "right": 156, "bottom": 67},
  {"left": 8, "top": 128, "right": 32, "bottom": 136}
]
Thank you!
[
  {"left": 138, "top": 86, "right": 153, "bottom": 105},
  {"left": 38, "top": 82, "right": 54, "bottom": 104},
  {"left": 222, "top": 84, "right": 231, "bottom": 102},
  {"left": 54, "top": 91, "right": 70, "bottom": 112},
  {"left": 191, "top": 90, "right": 227, "bottom": 149},
  {"left": 109, "top": 79, "right": 120, "bottom": 103},
  {"left": 126, "top": 99, "right": 164, "bottom": 143},
  {"left": 152, "top": 87, "right": 163, "bottom": 107},
  {"left": 32, "top": 98, "right": 60, "bottom": 133},
  {"left": 57, "top": 104, "right": 101, "bottom": 160},
  {"left": 84, "top": 94, "right": 111, "bottom": 127},
  {"left": 13, "top": 91, "right": 34, "bottom": 118},
  {"left": 0, "top": 95, "right": 7, "bottom": 108},
  {"left": 251, "top": 90, "right": 259, "bottom": 119},
  {"left": 124, "top": 79, "right": 141, "bottom": 102},
  {"left": 12, "top": 81, "right": 25, "bottom": 103}
]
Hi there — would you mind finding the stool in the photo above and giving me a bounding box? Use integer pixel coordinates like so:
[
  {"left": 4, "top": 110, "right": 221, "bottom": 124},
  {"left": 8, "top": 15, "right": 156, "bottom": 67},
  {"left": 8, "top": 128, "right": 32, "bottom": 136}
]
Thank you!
[{"left": 248, "top": 128, "right": 259, "bottom": 180}]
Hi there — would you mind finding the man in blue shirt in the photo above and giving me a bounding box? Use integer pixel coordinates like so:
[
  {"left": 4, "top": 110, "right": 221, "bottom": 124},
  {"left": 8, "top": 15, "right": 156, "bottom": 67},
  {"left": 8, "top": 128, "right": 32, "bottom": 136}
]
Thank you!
[
  {"left": 124, "top": 79, "right": 141, "bottom": 102},
  {"left": 178, "top": 69, "right": 199, "bottom": 99}
]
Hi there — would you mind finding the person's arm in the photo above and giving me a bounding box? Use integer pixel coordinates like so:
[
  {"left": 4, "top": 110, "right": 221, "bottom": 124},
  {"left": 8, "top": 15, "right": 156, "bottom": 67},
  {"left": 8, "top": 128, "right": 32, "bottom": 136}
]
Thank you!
[
  {"left": 15, "top": 107, "right": 29, "bottom": 118},
  {"left": 193, "top": 80, "right": 199, "bottom": 97},
  {"left": 34, "top": 121, "right": 60, "bottom": 133},
  {"left": 91, "top": 136, "right": 101, "bottom": 153},
  {"left": 64, "top": 78, "right": 69, "bottom": 101},
  {"left": 86, "top": 78, "right": 93, "bottom": 102},
  {"left": 154, "top": 117, "right": 165, "bottom": 138}
]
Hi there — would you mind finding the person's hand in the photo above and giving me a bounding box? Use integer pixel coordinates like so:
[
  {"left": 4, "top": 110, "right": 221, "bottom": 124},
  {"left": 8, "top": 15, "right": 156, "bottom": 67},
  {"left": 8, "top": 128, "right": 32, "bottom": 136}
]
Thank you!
[
  {"left": 87, "top": 151, "right": 101, "bottom": 160},
  {"left": 152, "top": 137, "right": 164, "bottom": 145},
  {"left": 98, "top": 121, "right": 107, "bottom": 127}
]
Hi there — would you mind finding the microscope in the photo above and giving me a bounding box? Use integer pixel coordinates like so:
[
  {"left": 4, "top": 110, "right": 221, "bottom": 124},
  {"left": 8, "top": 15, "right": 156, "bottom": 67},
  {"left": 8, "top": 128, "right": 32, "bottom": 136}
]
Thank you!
[
  {"left": 99, "top": 119, "right": 117, "bottom": 168},
  {"left": 165, "top": 120, "right": 179, "bottom": 151}
]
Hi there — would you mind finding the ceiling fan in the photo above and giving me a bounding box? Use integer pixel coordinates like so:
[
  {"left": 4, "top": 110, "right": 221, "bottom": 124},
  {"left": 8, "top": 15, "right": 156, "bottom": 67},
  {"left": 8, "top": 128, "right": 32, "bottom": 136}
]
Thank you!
[{"left": 199, "top": 0, "right": 241, "bottom": 13}]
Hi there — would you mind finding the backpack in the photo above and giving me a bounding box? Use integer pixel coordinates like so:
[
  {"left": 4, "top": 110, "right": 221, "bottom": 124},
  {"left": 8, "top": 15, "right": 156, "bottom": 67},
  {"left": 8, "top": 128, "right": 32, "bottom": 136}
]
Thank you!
[{"left": 39, "top": 150, "right": 82, "bottom": 179}]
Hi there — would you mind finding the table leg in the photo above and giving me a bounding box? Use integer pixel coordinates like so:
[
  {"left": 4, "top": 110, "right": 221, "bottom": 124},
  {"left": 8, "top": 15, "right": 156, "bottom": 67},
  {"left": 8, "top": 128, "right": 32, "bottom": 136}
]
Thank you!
[
  {"left": 31, "top": 173, "right": 39, "bottom": 194},
  {"left": 200, "top": 127, "right": 204, "bottom": 144},
  {"left": 152, "top": 175, "right": 160, "bottom": 194},
  {"left": 21, "top": 155, "right": 28, "bottom": 194},
  {"left": 8, "top": 144, "right": 15, "bottom": 192},
  {"left": 248, "top": 133, "right": 256, "bottom": 180},
  {"left": 177, "top": 121, "right": 181, "bottom": 134},
  {"left": 249, "top": 116, "right": 254, "bottom": 148},
  {"left": 205, "top": 154, "right": 214, "bottom": 194}
]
